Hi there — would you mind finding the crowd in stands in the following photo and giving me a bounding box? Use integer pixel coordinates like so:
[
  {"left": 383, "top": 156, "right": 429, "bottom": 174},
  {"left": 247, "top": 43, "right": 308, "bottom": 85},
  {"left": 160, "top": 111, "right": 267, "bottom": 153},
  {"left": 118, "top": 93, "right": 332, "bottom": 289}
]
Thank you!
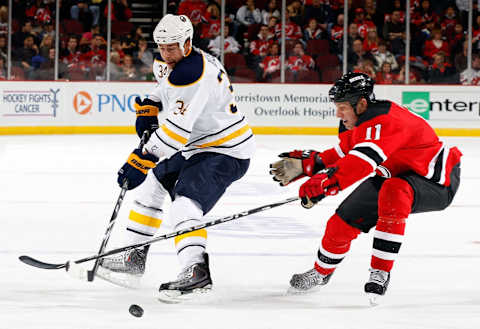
[{"left": 3, "top": 0, "right": 480, "bottom": 85}]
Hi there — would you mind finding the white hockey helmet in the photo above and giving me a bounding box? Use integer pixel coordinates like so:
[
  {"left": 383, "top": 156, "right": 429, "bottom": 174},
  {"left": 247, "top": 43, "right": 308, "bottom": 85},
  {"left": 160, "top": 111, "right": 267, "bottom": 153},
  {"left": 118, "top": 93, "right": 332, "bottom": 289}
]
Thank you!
[{"left": 153, "top": 14, "right": 193, "bottom": 56}]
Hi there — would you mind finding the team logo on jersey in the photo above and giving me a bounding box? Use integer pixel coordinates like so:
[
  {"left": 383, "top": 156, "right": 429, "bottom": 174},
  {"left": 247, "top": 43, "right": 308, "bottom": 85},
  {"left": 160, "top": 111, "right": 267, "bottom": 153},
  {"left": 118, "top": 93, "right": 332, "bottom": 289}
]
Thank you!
[
  {"left": 402, "top": 91, "right": 430, "bottom": 119},
  {"left": 174, "top": 100, "right": 188, "bottom": 115},
  {"left": 73, "top": 91, "right": 93, "bottom": 115}
]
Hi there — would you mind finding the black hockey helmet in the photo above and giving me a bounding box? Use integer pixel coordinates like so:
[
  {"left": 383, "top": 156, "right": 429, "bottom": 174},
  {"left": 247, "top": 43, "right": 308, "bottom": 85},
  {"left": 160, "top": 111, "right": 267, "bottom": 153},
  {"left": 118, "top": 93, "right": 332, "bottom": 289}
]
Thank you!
[{"left": 329, "top": 72, "right": 375, "bottom": 108}]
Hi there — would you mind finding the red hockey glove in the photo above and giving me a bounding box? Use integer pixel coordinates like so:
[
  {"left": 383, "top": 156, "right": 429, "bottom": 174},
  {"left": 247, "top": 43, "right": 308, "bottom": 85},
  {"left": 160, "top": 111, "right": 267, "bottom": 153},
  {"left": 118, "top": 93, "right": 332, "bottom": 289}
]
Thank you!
[
  {"left": 269, "top": 150, "right": 325, "bottom": 186},
  {"left": 299, "top": 167, "right": 340, "bottom": 209}
]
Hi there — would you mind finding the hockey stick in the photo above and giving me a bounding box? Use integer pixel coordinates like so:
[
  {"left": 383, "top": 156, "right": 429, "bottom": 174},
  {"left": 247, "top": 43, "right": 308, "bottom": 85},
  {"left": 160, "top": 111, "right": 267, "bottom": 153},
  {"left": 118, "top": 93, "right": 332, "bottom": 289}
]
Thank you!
[
  {"left": 19, "top": 196, "right": 299, "bottom": 274},
  {"left": 86, "top": 131, "right": 149, "bottom": 281}
]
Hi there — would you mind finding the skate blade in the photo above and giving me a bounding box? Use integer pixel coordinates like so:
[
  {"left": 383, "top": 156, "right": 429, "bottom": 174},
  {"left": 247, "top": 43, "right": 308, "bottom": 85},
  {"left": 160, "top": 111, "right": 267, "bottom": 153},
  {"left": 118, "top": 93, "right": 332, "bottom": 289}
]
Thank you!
[
  {"left": 95, "top": 266, "right": 142, "bottom": 289},
  {"left": 367, "top": 293, "right": 382, "bottom": 306},
  {"left": 157, "top": 285, "right": 212, "bottom": 304},
  {"left": 286, "top": 285, "right": 323, "bottom": 295}
]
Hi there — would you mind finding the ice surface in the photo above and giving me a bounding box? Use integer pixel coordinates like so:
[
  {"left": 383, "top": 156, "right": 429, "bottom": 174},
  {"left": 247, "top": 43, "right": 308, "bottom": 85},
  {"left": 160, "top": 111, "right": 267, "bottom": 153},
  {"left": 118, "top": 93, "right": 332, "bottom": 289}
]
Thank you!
[{"left": 1, "top": 134, "right": 479, "bottom": 329}]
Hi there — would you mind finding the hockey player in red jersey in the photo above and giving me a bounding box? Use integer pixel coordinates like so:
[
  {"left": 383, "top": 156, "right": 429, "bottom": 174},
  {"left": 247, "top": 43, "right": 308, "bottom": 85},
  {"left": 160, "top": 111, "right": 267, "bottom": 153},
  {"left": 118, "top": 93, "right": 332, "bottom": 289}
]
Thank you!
[{"left": 270, "top": 72, "right": 462, "bottom": 305}]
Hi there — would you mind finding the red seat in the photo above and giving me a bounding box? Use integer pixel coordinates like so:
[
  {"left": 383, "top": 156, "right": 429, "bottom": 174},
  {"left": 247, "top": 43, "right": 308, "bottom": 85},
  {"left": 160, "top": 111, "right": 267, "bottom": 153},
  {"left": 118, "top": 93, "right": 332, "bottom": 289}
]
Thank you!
[
  {"left": 232, "top": 67, "right": 256, "bottom": 82},
  {"left": 321, "top": 67, "right": 342, "bottom": 83},
  {"left": 11, "top": 66, "right": 25, "bottom": 80},
  {"left": 112, "top": 21, "right": 134, "bottom": 36},
  {"left": 297, "top": 70, "right": 320, "bottom": 83},
  {"left": 246, "top": 24, "right": 261, "bottom": 41},
  {"left": 306, "top": 39, "right": 330, "bottom": 56},
  {"left": 224, "top": 53, "right": 247, "bottom": 69},
  {"left": 62, "top": 19, "right": 84, "bottom": 35},
  {"left": 315, "top": 54, "right": 340, "bottom": 70}
]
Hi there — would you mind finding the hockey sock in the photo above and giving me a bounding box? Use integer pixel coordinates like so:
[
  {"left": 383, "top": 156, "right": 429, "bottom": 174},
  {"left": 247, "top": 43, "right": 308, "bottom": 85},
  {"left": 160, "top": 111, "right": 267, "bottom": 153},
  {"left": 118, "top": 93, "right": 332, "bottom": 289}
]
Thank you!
[
  {"left": 315, "top": 214, "right": 361, "bottom": 275},
  {"left": 371, "top": 178, "right": 414, "bottom": 272},
  {"left": 124, "top": 172, "right": 167, "bottom": 245},
  {"left": 125, "top": 201, "right": 163, "bottom": 245},
  {"left": 371, "top": 217, "right": 405, "bottom": 272},
  {"left": 170, "top": 196, "right": 207, "bottom": 269}
]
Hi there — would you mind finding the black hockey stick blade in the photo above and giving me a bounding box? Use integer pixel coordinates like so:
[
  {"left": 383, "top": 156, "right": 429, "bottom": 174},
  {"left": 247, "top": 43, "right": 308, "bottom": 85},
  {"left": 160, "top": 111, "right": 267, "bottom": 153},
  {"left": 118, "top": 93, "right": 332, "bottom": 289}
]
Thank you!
[
  {"left": 19, "top": 255, "right": 66, "bottom": 270},
  {"left": 19, "top": 196, "right": 300, "bottom": 272}
]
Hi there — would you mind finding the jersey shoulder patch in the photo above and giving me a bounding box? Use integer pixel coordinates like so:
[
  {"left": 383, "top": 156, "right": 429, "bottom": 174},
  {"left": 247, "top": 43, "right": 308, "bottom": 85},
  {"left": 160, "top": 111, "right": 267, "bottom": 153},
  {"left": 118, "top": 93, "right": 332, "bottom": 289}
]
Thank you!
[
  {"left": 356, "top": 100, "right": 391, "bottom": 126},
  {"left": 168, "top": 50, "right": 204, "bottom": 87}
]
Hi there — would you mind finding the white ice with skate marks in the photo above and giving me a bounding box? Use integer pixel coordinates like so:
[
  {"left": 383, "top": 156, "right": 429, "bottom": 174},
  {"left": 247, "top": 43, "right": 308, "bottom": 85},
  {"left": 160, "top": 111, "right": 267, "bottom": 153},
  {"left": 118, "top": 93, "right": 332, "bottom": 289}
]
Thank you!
[{"left": 1, "top": 135, "right": 480, "bottom": 329}]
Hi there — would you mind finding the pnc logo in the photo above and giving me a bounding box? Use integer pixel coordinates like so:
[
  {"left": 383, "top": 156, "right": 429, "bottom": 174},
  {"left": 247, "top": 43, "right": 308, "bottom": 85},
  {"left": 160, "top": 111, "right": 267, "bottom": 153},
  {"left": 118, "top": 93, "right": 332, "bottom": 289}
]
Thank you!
[
  {"left": 402, "top": 91, "right": 430, "bottom": 119},
  {"left": 73, "top": 91, "right": 93, "bottom": 115}
]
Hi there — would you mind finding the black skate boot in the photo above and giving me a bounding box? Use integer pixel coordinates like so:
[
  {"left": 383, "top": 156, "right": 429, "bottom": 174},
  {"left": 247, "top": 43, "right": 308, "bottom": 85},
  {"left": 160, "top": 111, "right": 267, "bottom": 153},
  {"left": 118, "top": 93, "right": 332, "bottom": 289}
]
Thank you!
[
  {"left": 158, "top": 253, "right": 212, "bottom": 303},
  {"left": 96, "top": 246, "right": 149, "bottom": 288},
  {"left": 364, "top": 268, "right": 390, "bottom": 306},
  {"left": 288, "top": 268, "right": 332, "bottom": 294}
]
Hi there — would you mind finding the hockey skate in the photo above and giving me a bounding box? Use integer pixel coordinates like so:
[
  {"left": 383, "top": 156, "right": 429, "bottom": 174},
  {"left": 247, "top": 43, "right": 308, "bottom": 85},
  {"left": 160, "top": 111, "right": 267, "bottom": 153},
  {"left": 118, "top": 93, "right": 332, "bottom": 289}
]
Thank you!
[
  {"left": 158, "top": 253, "right": 212, "bottom": 304},
  {"left": 96, "top": 247, "right": 149, "bottom": 289},
  {"left": 287, "top": 268, "right": 332, "bottom": 294},
  {"left": 364, "top": 268, "right": 390, "bottom": 306}
]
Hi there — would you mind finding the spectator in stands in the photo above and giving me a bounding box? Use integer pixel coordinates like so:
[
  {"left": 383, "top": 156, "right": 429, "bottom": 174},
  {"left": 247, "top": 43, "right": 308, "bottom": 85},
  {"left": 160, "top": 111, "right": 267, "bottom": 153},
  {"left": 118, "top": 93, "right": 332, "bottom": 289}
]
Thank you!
[
  {"left": 472, "top": 14, "right": 480, "bottom": 52},
  {"left": 353, "top": 8, "right": 376, "bottom": 39},
  {"left": 384, "top": 0, "right": 405, "bottom": 25},
  {"left": 178, "top": 0, "right": 207, "bottom": 26},
  {"left": 261, "top": 0, "right": 280, "bottom": 25},
  {"left": 460, "top": 53, "right": 480, "bottom": 85},
  {"left": 395, "top": 64, "right": 419, "bottom": 84},
  {"left": 0, "top": 6, "right": 7, "bottom": 36},
  {"left": 266, "top": 16, "right": 278, "bottom": 39},
  {"left": 0, "top": 56, "right": 6, "bottom": 80},
  {"left": 200, "top": 3, "right": 221, "bottom": 41},
  {"left": 454, "top": 40, "right": 468, "bottom": 73},
  {"left": 450, "top": 23, "right": 466, "bottom": 58},
  {"left": 260, "top": 42, "right": 281, "bottom": 81},
  {"left": 287, "top": 42, "right": 314, "bottom": 73},
  {"left": 109, "top": 51, "right": 123, "bottom": 80},
  {"left": 286, "top": 0, "right": 304, "bottom": 26},
  {"left": 412, "top": 0, "right": 438, "bottom": 34},
  {"left": 348, "top": 38, "right": 371, "bottom": 71},
  {"left": 236, "top": 0, "right": 262, "bottom": 41},
  {"left": 328, "top": 13, "right": 344, "bottom": 54},
  {"left": 104, "top": 0, "right": 132, "bottom": 22},
  {"left": 61, "top": 35, "right": 82, "bottom": 71},
  {"left": 423, "top": 28, "right": 450, "bottom": 61},
  {"left": 372, "top": 40, "right": 398, "bottom": 72},
  {"left": 250, "top": 24, "right": 273, "bottom": 58},
  {"left": 35, "top": 48, "right": 67, "bottom": 80},
  {"left": 12, "top": 20, "right": 37, "bottom": 48},
  {"left": 455, "top": 0, "right": 469, "bottom": 28},
  {"left": 274, "top": 11, "right": 302, "bottom": 41},
  {"left": 71, "top": 1, "right": 95, "bottom": 32},
  {"left": 14, "top": 35, "right": 38, "bottom": 79},
  {"left": 440, "top": 5, "right": 458, "bottom": 39},
  {"left": 426, "top": 51, "right": 456, "bottom": 84},
  {"left": 354, "top": 57, "right": 376, "bottom": 79},
  {"left": 111, "top": 38, "right": 125, "bottom": 61},
  {"left": 0, "top": 35, "right": 7, "bottom": 61},
  {"left": 135, "top": 37, "right": 153, "bottom": 75},
  {"left": 375, "top": 61, "right": 395, "bottom": 84},
  {"left": 304, "top": 18, "right": 324, "bottom": 41},
  {"left": 304, "top": 0, "right": 328, "bottom": 32},
  {"left": 81, "top": 33, "right": 106, "bottom": 80},
  {"left": 118, "top": 54, "right": 137, "bottom": 80},
  {"left": 80, "top": 24, "right": 101, "bottom": 47},
  {"left": 383, "top": 10, "right": 405, "bottom": 55},
  {"left": 208, "top": 25, "right": 240, "bottom": 58},
  {"left": 26, "top": 0, "right": 52, "bottom": 27},
  {"left": 362, "top": 27, "right": 380, "bottom": 54}
]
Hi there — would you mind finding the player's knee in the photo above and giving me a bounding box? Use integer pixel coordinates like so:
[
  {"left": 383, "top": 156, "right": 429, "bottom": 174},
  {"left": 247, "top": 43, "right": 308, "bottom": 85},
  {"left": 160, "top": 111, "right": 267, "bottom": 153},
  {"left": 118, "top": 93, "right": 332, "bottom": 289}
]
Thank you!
[
  {"left": 133, "top": 172, "right": 168, "bottom": 209},
  {"left": 170, "top": 195, "right": 203, "bottom": 228},
  {"left": 378, "top": 178, "right": 414, "bottom": 219},
  {"left": 324, "top": 214, "right": 361, "bottom": 243}
]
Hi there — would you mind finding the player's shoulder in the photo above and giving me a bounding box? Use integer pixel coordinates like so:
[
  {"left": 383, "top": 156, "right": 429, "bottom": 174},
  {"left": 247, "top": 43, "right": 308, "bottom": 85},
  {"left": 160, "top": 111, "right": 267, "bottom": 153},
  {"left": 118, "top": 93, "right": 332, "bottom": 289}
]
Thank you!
[
  {"left": 356, "top": 100, "right": 392, "bottom": 126},
  {"left": 168, "top": 49, "right": 204, "bottom": 87}
]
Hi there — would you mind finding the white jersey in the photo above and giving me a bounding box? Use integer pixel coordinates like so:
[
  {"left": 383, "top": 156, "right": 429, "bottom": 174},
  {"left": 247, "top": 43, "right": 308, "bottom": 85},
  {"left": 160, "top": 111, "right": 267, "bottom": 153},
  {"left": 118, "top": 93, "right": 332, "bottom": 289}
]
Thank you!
[{"left": 145, "top": 48, "right": 255, "bottom": 160}]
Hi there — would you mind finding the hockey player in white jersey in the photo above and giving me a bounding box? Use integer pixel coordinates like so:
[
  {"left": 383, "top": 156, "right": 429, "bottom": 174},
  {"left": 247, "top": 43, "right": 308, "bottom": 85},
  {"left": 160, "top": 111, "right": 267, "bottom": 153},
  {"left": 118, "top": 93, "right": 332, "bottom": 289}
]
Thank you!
[{"left": 100, "top": 14, "right": 255, "bottom": 300}]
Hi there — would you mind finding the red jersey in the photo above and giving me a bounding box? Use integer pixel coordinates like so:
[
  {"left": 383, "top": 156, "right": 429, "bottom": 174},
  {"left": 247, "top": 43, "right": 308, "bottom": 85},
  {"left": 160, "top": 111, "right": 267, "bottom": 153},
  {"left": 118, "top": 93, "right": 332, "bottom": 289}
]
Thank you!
[
  {"left": 423, "top": 39, "right": 450, "bottom": 59},
  {"left": 274, "top": 22, "right": 302, "bottom": 40},
  {"left": 287, "top": 55, "right": 314, "bottom": 72},
  {"left": 261, "top": 55, "right": 281, "bottom": 74},
  {"left": 250, "top": 38, "right": 273, "bottom": 56},
  {"left": 330, "top": 25, "right": 343, "bottom": 41},
  {"left": 318, "top": 100, "right": 462, "bottom": 189},
  {"left": 178, "top": 0, "right": 207, "bottom": 24}
]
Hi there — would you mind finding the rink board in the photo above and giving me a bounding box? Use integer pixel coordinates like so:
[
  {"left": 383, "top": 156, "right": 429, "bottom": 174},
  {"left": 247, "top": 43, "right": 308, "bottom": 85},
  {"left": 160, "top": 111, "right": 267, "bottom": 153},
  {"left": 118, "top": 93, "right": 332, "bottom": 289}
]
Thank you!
[{"left": 1, "top": 81, "right": 480, "bottom": 136}]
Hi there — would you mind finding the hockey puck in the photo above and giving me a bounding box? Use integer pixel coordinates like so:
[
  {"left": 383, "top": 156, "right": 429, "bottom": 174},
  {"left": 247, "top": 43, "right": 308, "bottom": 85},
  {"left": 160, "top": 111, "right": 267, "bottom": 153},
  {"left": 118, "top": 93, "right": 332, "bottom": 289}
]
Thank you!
[{"left": 129, "top": 304, "right": 144, "bottom": 318}]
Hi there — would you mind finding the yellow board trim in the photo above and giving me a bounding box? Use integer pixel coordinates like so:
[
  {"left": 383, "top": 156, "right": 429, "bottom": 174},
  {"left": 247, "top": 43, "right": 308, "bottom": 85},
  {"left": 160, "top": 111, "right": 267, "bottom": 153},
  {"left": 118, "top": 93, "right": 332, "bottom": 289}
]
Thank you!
[
  {"left": 2, "top": 126, "right": 480, "bottom": 137},
  {"left": 197, "top": 125, "right": 251, "bottom": 148},
  {"left": 129, "top": 210, "right": 162, "bottom": 228},
  {"left": 174, "top": 229, "right": 208, "bottom": 245},
  {"left": 161, "top": 124, "right": 188, "bottom": 144}
]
